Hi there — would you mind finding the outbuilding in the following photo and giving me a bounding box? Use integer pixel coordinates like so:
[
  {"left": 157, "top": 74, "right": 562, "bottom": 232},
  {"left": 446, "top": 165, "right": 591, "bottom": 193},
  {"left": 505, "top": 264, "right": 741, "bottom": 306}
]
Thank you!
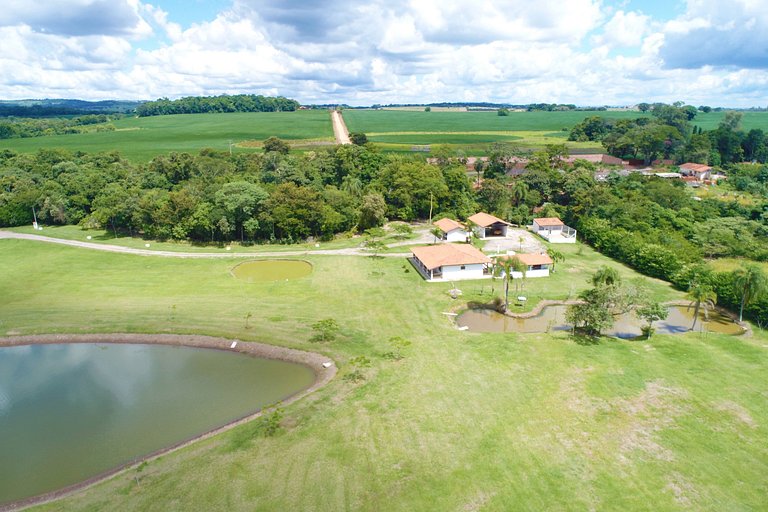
[
  {"left": 411, "top": 243, "right": 492, "bottom": 282},
  {"left": 531, "top": 217, "right": 577, "bottom": 243},
  {"left": 468, "top": 212, "right": 511, "bottom": 238},
  {"left": 433, "top": 218, "right": 470, "bottom": 243}
]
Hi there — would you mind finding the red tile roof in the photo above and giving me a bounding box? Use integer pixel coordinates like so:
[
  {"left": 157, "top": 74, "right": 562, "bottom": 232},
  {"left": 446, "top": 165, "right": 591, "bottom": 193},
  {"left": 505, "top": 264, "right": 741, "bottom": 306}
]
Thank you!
[
  {"left": 434, "top": 218, "right": 465, "bottom": 233},
  {"left": 679, "top": 163, "right": 712, "bottom": 173},
  {"left": 412, "top": 244, "right": 491, "bottom": 270},
  {"left": 468, "top": 212, "right": 510, "bottom": 227},
  {"left": 533, "top": 217, "right": 564, "bottom": 227}
]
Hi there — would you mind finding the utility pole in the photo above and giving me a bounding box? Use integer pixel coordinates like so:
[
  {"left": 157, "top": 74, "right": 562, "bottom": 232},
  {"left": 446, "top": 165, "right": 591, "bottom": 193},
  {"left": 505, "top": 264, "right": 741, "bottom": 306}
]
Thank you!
[
  {"left": 32, "top": 206, "right": 39, "bottom": 230},
  {"left": 429, "top": 192, "right": 433, "bottom": 224},
  {"left": 228, "top": 140, "right": 234, "bottom": 156}
]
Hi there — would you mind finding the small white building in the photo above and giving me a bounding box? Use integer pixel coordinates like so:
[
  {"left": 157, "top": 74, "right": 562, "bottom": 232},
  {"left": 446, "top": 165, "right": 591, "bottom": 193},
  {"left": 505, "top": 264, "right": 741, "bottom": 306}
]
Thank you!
[
  {"left": 433, "top": 218, "right": 470, "bottom": 243},
  {"left": 411, "top": 243, "right": 492, "bottom": 282},
  {"left": 468, "top": 212, "right": 512, "bottom": 238},
  {"left": 679, "top": 163, "right": 712, "bottom": 182},
  {"left": 504, "top": 253, "right": 554, "bottom": 278},
  {"left": 531, "top": 217, "right": 577, "bottom": 244}
]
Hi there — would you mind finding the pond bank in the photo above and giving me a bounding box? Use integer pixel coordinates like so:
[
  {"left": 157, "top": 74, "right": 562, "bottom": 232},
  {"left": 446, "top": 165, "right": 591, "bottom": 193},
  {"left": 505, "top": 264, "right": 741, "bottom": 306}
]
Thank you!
[{"left": 0, "top": 334, "right": 336, "bottom": 512}]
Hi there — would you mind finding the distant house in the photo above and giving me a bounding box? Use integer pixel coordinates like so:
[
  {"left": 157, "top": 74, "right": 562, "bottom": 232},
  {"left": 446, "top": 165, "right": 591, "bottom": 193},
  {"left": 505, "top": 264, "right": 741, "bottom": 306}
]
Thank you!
[
  {"left": 679, "top": 163, "right": 712, "bottom": 181},
  {"left": 433, "top": 218, "right": 470, "bottom": 243},
  {"left": 411, "top": 243, "right": 492, "bottom": 281},
  {"left": 468, "top": 212, "right": 511, "bottom": 238},
  {"left": 531, "top": 217, "right": 577, "bottom": 244},
  {"left": 496, "top": 253, "right": 553, "bottom": 278}
]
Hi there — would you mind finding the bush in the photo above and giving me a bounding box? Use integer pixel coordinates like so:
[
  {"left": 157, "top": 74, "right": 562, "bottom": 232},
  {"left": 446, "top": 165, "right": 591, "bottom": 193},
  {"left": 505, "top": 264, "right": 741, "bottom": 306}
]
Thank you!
[{"left": 310, "top": 318, "right": 340, "bottom": 342}]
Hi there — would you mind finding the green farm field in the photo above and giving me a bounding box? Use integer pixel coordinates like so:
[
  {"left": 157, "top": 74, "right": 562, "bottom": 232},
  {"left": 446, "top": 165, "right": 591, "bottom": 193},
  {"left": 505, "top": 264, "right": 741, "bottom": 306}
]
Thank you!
[
  {"left": 343, "top": 109, "right": 768, "bottom": 154},
  {"left": 2, "top": 238, "right": 767, "bottom": 511},
  {"left": 0, "top": 110, "right": 334, "bottom": 163}
]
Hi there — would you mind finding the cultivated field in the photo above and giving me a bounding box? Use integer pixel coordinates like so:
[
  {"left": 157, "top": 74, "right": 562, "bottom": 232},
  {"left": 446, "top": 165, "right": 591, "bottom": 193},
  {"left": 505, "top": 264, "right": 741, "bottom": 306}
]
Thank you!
[
  {"left": 2, "top": 109, "right": 767, "bottom": 162},
  {"left": 2, "top": 238, "right": 767, "bottom": 511},
  {"left": 0, "top": 111, "right": 334, "bottom": 162},
  {"left": 343, "top": 109, "right": 768, "bottom": 154}
]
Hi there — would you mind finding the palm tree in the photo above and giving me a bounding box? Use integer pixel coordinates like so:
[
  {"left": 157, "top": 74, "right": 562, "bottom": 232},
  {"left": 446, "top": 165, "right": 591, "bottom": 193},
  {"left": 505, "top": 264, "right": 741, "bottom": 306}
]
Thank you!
[
  {"left": 340, "top": 175, "right": 363, "bottom": 198},
  {"left": 732, "top": 264, "right": 768, "bottom": 322},
  {"left": 546, "top": 247, "right": 564, "bottom": 273},
  {"left": 493, "top": 256, "right": 526, "bottom": 311},
  {"left": 687, "top": 281, "right": 717, "bottom": 330},
  {"left": 511, "top": 181, "right": 529, "bottom": 207}
]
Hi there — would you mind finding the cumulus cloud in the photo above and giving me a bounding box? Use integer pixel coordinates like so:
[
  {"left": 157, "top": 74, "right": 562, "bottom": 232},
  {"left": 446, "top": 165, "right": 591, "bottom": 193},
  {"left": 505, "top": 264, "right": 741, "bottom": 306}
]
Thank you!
[
  {"left": 0, "top": 0, "right": 151, "bottom": 37},
  {"left": 0, "top": 0, "right": 767, "bottom": 106},
  {"left": 658, "top": 0, "right": 768, "bottom": 69}
]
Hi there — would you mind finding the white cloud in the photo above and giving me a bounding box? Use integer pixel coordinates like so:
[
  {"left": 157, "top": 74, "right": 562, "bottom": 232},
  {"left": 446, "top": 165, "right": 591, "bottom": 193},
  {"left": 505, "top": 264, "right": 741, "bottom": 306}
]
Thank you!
[{"left": 0, "top": 0, "right": 767, "bottom": 106}]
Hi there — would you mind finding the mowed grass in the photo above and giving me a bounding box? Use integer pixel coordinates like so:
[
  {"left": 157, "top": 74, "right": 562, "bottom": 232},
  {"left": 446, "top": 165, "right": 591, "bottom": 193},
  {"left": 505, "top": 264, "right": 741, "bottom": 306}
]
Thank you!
[
  {"left": 0, "top": 111, "right": 334, "bottom": 163},
  {"left": 1, "top": 238, "right": 767, "bottom": 511}
]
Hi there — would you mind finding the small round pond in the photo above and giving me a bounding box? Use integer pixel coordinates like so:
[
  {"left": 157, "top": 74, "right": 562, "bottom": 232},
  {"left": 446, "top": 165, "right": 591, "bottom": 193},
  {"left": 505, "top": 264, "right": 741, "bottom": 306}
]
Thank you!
[
  {"left": 232, "top": 260, "right": 313, "bottom": 282},
  {"left": 457, "top": 305, "right": 744, "bottom": 337},
  {"left": 0, "top": 343, "right": 315, "bottom": 506}
]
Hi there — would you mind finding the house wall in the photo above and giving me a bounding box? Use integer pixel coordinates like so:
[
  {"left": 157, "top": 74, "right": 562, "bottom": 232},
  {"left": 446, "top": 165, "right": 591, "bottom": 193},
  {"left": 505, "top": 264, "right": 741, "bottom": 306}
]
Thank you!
[
  {"left": 445, "top": 229, "right": 468, "bottom": 242},
  {"left": 511, "top": 267, "right": 550, "bottom": 278},
  {"left": 441, "top": 263, "right": 486, "bottom": 281}
]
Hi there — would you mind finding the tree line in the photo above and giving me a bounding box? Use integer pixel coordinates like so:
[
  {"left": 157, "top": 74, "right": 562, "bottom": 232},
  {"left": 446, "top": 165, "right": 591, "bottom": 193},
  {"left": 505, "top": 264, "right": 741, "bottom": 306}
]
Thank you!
[
  {"left": 135, "top": 95, "right": 300, "bottom": 117},
  {"left": 569, "top": 103, "right": 767, "bottom": 165},
  {"left": 0, "top": 115, "right": 117, "bottom": 140},
  {"left": 0, "top": 143, "right": 475, "bottom": 245}
]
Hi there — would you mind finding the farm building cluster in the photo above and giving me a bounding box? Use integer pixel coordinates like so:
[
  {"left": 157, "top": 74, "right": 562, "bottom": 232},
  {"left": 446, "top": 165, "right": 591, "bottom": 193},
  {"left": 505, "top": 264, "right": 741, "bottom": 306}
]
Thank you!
[{"left": 410, "top": 212, "right": 562, "bottom": 282}]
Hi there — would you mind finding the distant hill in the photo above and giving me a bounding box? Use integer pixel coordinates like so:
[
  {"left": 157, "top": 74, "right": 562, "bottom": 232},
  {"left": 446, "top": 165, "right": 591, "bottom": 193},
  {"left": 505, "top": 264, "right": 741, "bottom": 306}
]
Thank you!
[{"left": 0, "top": 99, "right": 142, "bottom": 117}]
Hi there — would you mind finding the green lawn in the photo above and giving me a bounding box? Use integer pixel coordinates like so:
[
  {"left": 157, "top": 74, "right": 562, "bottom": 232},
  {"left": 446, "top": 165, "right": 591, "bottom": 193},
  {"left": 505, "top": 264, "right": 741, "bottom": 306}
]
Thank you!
[
  {"left": 0, "top": 111, "right": 334, "bottom": 163},
  {"left": 2, "top": 237, "right": 767, "bottom": 511}
]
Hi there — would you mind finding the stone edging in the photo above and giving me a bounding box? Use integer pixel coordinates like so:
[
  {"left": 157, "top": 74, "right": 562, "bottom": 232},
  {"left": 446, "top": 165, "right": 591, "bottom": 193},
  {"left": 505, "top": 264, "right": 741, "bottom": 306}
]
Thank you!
[{"left": 0, "top": 333, "right": 336, "bottom": 512}]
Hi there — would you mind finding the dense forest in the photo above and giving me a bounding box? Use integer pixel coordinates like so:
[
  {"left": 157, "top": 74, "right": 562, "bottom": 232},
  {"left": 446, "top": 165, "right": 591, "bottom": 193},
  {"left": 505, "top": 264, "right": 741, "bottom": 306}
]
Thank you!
[
  {"left": 0, "top": 99, "right": 140, "bottom": 117},
  {"left": 135, "top": 94, "right": 300, "bottom": 117},
  {"left": 0, "top": 115, "right": 118, "bottom": 139},
  {"left": 569, "top": 104, "right": 768, "bottom": 165}
]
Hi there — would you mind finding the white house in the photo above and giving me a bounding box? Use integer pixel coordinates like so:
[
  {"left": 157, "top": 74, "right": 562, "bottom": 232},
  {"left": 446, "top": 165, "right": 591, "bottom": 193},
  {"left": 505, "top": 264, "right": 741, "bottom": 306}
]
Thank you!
[
  {"left": 433, "top": 218, "right": 470, "bottom": 243},
  {"left": 411, "top": 243, "right": 492, "bottom": 282},
  {"left": 531, "top": 217, "right": 577, "bottom": 244},
  {"left": 679, "top": 162, "right": 712, "bottom": 182},
  {"left": 468, "top": 212, "right": 511, "bottom": 238},
  {"left": 500, "top": 253, "right": 554, "bottom": 278}
]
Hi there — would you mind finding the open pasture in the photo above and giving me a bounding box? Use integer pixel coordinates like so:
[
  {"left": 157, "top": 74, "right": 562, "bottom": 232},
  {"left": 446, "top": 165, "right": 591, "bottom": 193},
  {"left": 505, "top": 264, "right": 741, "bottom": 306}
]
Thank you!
[
  {"left": 0, "top": 110, "right": 334, "bottom": 162},
  {"left": 1, "top": 238, "right": 767, "bottom": 511}
]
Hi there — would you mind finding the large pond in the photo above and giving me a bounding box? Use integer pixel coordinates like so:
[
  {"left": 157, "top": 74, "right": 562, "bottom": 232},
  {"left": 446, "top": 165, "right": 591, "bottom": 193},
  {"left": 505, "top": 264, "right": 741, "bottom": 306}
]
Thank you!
[
  {"left": 0, "top": 343, "right": 315, "bottom": 506},
  {"left": 232, "top": 260, "right": 313, "bottom": 282},
  {"left": 457, "top": 305, "right": 744, "bottom": 337}
]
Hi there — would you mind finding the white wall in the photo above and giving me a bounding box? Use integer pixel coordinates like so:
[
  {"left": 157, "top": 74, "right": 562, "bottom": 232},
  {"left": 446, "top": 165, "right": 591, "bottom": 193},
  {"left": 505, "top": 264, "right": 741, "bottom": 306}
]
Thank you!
[
  {"left": 445, "top": 229, "right": 468, "bottom": 242},
  {"left": 441, "top": 263, "right": 486, "bottom": 281},
  {"left": 511, "top": 268, "right": 550, "bottom": 278}
]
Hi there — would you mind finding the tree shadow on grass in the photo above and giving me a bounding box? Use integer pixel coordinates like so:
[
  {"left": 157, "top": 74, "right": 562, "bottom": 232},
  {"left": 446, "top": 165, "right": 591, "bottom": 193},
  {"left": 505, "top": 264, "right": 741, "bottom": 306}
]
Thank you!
[{"left": 570, "top": 332, "right": 602, "bottom": 346}]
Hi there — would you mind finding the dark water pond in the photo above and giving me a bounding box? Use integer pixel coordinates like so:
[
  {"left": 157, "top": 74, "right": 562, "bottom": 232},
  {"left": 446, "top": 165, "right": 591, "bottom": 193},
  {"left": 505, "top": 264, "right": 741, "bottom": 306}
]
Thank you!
[
  {"left": 0, "top": 343, "right": 314, "bottom": 505},
  {"left": 457, "top": 305, "right": 744, "bottom": 337},
  {"left": 232, "top": 260, "right": 312, "bottom": 282}
]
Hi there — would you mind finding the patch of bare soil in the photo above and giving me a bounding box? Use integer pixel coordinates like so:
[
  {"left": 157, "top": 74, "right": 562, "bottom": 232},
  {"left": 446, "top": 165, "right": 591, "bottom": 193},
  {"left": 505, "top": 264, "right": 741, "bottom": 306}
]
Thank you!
[
  {"left": 714, "top": 400, "right": 757, "bottom": 428},
  {"left": 664, "top": 472, "right": 700, "bottom": 507}
]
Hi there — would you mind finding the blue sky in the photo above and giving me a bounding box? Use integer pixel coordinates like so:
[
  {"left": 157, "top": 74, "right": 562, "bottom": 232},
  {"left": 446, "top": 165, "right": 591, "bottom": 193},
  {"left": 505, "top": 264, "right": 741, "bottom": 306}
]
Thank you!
[{"left": 0, "top": 0, "right": 766, "bottom": 107}]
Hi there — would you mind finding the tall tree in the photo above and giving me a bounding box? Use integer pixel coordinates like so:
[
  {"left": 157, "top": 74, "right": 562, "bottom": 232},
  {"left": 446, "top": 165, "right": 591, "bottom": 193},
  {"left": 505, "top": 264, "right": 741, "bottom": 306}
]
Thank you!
[
  {"left": 686, "top": 281, "right": 717, "bottom": 330},
  {"left": 732, "top": 264, "right": 768, "bottom": 322}
]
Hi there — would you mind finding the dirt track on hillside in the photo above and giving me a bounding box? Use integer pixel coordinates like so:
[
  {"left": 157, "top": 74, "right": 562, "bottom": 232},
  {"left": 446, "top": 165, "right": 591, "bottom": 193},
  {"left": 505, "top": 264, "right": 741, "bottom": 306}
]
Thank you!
[{"left": 331, "top": 110, "right": 351, "bottom": 144}]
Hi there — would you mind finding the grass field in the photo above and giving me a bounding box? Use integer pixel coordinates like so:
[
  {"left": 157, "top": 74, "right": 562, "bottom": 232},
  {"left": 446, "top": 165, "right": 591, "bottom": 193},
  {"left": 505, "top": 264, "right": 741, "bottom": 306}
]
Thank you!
[
  {"left": 343, "top": 109, "right": 768, "bottom": 155},
  {"left": 2, "top": 237, "right": 767, "bottom": 511},
  {"left": 0, "top": 111, "right": 334, "bottom": 162}
]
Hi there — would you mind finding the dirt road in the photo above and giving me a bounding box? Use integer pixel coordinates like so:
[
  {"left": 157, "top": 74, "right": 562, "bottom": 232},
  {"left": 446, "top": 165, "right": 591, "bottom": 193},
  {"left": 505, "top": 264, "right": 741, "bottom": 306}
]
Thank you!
[
  {"left": 0, "top": 230, "right": 411, "bottom": 258},
  {"left": 331, "top": 110, "right": 351, "bottom": 144}
]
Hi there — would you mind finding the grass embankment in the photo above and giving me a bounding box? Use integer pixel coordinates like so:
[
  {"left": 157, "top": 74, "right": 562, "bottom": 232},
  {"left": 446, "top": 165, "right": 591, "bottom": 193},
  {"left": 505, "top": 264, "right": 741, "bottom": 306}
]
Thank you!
[
  {"left": 1, "top": 239, "right": 767, "bottom": 511},
  {"left": 0, "top": 111, "right": 334, "bottom": 163}
]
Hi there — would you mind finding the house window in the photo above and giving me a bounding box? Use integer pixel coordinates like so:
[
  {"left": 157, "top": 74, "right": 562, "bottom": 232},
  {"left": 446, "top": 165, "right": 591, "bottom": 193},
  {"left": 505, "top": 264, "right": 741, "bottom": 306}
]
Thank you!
[
  {"left": 460, "top": 265, "right": 466, "bottom": 270},
  {"left": 532, "top": 265, "right": 542, "bottom": 270}
]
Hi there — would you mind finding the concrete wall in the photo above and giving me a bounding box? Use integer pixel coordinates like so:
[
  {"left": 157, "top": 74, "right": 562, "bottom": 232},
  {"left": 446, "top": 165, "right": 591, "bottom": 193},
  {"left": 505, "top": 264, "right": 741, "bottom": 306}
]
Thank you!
[{"left": 441, "top": 263, "right": 486, "bottom": 281}]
